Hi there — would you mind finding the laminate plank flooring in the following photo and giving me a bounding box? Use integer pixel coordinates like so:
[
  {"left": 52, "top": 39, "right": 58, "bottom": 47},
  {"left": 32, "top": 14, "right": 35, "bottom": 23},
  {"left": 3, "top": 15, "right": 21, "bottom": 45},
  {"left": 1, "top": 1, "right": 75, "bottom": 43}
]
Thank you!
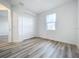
[{"left": 0, "top": 38, "right": 79, "bottom": 58}]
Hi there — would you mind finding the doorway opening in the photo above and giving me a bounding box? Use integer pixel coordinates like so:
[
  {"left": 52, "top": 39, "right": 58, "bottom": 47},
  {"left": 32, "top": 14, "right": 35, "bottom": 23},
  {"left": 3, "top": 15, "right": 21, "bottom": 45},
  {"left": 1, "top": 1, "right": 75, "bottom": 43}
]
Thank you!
[{"left": 0, "top": 3, "right": 11, "bottom": 44}]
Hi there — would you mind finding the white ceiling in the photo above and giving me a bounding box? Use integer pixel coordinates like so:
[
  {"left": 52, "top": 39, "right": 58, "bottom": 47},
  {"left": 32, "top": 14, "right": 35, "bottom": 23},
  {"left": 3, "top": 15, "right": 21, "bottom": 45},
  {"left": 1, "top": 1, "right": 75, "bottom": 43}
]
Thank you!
[{"left": 1, "top": 0, "right": 73, "bottom": 15}]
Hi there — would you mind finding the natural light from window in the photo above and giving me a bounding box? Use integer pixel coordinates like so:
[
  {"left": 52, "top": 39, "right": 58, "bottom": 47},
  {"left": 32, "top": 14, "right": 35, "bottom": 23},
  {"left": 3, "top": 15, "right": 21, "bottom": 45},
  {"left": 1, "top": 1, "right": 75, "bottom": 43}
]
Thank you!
[{"left": 46, "top": 13, "right": 56, "bottom": 30}]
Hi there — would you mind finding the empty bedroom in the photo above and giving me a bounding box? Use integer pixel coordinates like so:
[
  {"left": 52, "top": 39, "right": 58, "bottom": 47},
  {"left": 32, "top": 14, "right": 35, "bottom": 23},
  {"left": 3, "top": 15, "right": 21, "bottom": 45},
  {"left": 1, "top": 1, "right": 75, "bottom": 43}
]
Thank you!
[{"left": 0, "top": 0, "right": 79, "bottom": 58}]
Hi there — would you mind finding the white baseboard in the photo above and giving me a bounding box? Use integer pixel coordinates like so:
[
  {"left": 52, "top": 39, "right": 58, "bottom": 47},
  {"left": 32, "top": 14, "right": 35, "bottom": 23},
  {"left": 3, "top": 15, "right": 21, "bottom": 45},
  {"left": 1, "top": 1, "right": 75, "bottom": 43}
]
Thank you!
[
  {"left": 38, "top": 36, "right": 76, "bottom": 45},
  {"left": 12, "top": 35, "right": 77, "bottom": 46}
]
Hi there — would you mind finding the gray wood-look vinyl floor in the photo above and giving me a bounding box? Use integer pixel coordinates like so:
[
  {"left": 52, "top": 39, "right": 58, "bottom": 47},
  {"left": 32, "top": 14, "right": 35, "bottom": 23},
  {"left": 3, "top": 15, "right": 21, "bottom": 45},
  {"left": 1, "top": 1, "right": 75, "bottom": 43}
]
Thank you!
[{"left": 0, "top": 38, "right": 79, "bottom": 58}]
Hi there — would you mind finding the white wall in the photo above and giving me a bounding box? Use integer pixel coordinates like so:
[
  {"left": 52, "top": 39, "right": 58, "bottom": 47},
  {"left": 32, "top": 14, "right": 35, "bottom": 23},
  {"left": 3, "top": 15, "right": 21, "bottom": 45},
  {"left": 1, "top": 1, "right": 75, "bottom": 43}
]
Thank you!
[
  {"left": 18, "top": 14, "right": 35, "bottom": 41},
  {"left": 0, "top": 16, "right": 8, "bottom": 36},
  {"left": 0, "top": 11, "right": 8, "bottom": 36},
  {"left": 77, "top": 0, "right": 79, "bottom": 48},
  {"left": 11, "top": 10, "right": 36, "bottom": 42},
  {"left": 37, "top": 0, "right": 77, "bottom": 45},
  {"left": 22, "top": 16, "right": 35, "bottom": 39},
  {"left": 0, "top": 11, "right": 9, "bottom": 42},
  {"left": 12, "top": 11, "right": 19, "bottom": 42}
]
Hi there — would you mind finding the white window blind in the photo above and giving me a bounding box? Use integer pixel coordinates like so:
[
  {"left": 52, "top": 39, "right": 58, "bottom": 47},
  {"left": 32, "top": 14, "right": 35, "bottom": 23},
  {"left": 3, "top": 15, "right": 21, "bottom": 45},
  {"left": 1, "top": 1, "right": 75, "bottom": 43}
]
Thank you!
[{"left": 46, "top": 13, "right": 56, "bottom": 30}]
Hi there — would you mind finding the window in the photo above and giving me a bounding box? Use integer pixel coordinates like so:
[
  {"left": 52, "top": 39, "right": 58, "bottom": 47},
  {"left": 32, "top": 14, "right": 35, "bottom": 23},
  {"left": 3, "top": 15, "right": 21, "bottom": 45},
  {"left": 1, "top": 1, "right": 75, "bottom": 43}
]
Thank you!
[{"left": 46, "top": 13, "right": 56, "bottom": 30}]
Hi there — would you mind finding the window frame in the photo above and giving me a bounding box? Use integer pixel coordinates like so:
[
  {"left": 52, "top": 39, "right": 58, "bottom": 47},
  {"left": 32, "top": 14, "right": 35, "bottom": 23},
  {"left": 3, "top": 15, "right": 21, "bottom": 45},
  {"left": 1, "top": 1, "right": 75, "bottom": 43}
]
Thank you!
[{"left": 46, "top": 13, "right": 56, "bottom": 31}]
